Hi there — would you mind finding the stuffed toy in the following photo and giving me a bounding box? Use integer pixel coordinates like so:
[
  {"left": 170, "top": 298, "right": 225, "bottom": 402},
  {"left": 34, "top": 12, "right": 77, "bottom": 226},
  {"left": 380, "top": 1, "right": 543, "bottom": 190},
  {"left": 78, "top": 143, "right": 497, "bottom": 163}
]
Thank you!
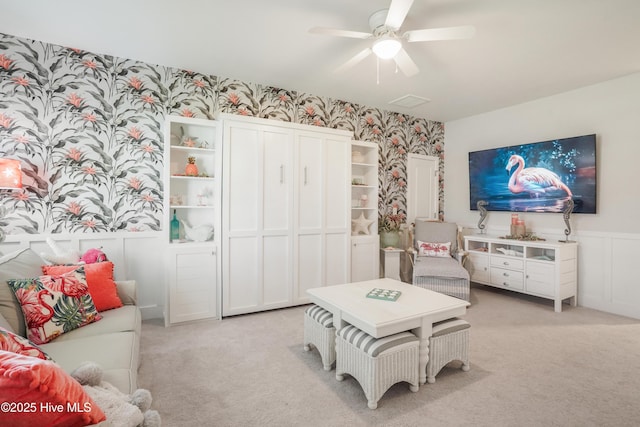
[
  {"left": 81, "top": 247, "right": 108, "bottom": 264},
  {"left": 71, "top": 362, "right": 161, "bottom": 427},
  {"left": 40, "top": 237, "right": 81, "bottom": 265},
  {"left": 40, "top": 238, "right": 108, "bottom": 265}
]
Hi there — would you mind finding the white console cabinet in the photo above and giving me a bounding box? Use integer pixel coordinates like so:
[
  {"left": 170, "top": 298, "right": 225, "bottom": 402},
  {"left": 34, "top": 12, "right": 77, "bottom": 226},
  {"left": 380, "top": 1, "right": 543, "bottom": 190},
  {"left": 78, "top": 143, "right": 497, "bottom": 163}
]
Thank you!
[{"left": 464, "top": 235, "right": 578, "bottom": 312}]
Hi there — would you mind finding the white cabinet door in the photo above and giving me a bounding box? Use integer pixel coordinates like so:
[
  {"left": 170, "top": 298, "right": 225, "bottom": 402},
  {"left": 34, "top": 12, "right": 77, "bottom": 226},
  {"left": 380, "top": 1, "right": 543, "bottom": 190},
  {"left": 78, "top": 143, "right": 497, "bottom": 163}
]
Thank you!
[
  {"left": 167, "top": 245, "right": 217, "bottom": 325},
  {"left": 351, "top": 237, "right": 379, "bottom": 282}
]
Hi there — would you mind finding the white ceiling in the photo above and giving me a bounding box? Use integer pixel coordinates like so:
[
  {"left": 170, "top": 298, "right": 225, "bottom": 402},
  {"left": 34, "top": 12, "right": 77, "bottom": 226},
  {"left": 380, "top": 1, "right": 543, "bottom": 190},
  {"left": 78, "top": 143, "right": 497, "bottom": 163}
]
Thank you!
[{"left": 1, "top": 0, "right": 639, "bottom": 122}]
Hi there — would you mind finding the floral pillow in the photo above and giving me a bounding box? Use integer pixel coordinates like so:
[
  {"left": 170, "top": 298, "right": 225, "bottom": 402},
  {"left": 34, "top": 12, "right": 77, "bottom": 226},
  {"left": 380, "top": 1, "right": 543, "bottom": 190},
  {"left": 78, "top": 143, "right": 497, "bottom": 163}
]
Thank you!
[
  {"left": 7, "top": 268, "right": 102, "bottom": 345},
  {"left": 417, "top": 241, "right": 451, "bottom": 258},
  {"left": 0, "top": 327, "right": 52, "bottom": 360}
]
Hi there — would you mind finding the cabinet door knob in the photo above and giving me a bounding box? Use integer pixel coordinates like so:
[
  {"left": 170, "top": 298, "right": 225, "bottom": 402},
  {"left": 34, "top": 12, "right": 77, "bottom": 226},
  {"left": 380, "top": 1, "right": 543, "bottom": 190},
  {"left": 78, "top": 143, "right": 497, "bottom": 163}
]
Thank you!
[
  {"left": 503, "top": 282, "right": 509, "bottom": 286},
  {"left": 503, "top": 261, "right": 509, "bottom": 266},
  {"left": 503, "top": 272, "right": 509, "bottom": 277}
]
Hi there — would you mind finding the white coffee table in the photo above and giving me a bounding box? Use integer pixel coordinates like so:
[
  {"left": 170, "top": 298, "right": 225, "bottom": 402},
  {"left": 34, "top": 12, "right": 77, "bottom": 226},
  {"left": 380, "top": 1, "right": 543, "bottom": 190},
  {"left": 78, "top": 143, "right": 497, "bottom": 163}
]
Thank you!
[{"left": 307, "top": 278, "right": 469, "bottom": 385}]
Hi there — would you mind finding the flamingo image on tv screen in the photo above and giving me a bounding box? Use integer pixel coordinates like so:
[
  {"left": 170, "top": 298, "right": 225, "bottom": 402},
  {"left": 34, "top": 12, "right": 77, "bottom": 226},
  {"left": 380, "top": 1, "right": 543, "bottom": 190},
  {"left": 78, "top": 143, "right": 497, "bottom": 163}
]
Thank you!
[{"left": 469, "top": 134, "right": 597, "bottom": 213}]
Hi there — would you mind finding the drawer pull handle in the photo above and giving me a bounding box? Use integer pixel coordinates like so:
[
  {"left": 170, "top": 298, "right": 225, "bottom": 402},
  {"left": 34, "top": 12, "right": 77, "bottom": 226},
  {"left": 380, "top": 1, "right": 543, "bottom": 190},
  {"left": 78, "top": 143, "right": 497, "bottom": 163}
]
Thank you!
[
  {"left": 503, "top": 261, "right": 509, "bottom": 266},
  {"left": 503, "top": 282, "right": 509, "bottom": 286},
  {"left": 503, "top": 272, "right": 509, "bottom": 277}
]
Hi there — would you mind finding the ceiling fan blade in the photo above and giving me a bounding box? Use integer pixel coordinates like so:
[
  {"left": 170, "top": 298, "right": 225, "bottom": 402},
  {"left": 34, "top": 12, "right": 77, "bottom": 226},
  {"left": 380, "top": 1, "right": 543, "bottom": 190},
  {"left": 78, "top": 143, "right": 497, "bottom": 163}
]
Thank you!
[
  {"left": 309, "top": 27, "right": 372, "bottom": 39},
  {"left": 335, "top": 48, "right": 373, "bottom": 73},
  {"left": 385, "top": 0, "right": 414, "bottom": 30},
  {"left": 404, "top": 25, "right": 476, "bottom": 42},
  {"left": 393, "top": 48, "right": 419, "bottom": 77}
]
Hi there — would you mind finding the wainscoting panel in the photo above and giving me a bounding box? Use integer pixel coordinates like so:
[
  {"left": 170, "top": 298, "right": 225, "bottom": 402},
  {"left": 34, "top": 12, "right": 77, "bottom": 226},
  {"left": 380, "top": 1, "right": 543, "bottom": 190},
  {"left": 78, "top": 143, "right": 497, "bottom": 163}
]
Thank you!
[{"left": 0, "top": 232, "right": 166, "bottom": 320}]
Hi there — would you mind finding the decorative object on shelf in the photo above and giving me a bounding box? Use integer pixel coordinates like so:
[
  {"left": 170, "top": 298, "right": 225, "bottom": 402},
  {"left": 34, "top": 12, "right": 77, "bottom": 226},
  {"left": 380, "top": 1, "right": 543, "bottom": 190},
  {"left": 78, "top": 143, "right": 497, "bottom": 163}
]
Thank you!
[
  {"left": 509, "top": 213, "right": 526, "bottom": 237},
  {"left": 351, "top": 177, "right": 364, "bottom": 185},
  {"left": 185, "top": 156, "right": 199, "bottom": 176},
  {"left": 351, "top": 151, "right": 364, "bottom": 163},
  {"left": 170, "top": 194, "right": 184, "bottom": 206},
  {"left": 500, "top": 232, "right": 545, "bottom": 241},
  {"left": 180, "top": 220, "right": 214, "bottom": 242},
  {"left": 360, "top": 194, "right": 368, "bottom": 207},
  {"left": 352, "top": 212, "right": 374, "bottom": 235},
  {"left": 496, "top": 247, "right": 522, "bottom": 257},
  {"left": 476, "top": 200, "right": 488, "bottom": 233},
  {"left": 559, "top": 198, "right": 575, "bottom": 243},
  {"left": 173, "top": 125, "right": 209, "bottom": 148},
  {"left": 170, "top": 209, "right": 180, "bottom": 241},
  {"left": 197, "top": 187, "right": 213, "bottom": 206}
]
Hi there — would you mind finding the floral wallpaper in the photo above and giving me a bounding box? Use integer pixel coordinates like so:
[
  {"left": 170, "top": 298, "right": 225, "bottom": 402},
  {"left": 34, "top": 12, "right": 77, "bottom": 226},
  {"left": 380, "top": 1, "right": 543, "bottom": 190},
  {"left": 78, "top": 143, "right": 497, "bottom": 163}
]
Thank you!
[{"left": 0, "top": 32, "right": 444, "bottom": 235}]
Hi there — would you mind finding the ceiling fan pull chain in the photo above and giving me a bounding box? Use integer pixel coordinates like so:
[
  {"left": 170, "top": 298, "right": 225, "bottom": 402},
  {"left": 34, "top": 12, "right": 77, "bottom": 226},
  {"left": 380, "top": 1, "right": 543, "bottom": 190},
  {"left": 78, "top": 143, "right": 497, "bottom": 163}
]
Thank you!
[{"left": 376, "top": 56, "right": 380, "bottom": 85}]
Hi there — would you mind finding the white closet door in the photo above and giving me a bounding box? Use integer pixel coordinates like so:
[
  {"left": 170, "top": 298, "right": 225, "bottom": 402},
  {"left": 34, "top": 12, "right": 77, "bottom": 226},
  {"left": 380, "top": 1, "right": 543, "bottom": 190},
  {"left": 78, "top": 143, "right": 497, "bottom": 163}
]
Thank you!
[
  {"left": 407, "top": 154, "right": 439, "bottom": 223},
  {"left": 324, "top": 136, "right": 350, "bottom": 285},
  {"left": 224, "top": 125, "right": 261, "bottom": 314},
  {"left": 297, "top": 133, "right": 323, "bottom": 231},
  {"left": 325, "top": 137, "right": 350, "bottom": 229},
  {"left": 262, "top": 129, "right": 293, "bottom": 306},
  {"left": 263, "top": 130, "right": 292, "bottom": 231},
  {"left": 223, "top": 121, "right": 294, "bottom": 316}
]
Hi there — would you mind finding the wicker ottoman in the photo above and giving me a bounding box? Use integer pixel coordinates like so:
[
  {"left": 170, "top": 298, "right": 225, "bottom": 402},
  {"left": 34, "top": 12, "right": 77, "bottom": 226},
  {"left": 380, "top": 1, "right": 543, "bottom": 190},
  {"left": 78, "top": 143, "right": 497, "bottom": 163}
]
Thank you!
[
  {"left": 335, "top": 325, "right": 419, "bottom": 409},
  {"left": 426, "top": 318, "right": 470, "bottom": 384},
  {"left": 303, "top": 305, "right": 336, "bottom": 371}
]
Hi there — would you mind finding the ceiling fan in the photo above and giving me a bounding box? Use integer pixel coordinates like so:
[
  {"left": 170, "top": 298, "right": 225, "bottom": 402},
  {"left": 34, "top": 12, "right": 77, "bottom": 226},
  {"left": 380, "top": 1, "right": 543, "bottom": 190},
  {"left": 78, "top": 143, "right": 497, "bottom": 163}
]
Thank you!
[{"left": 309, "top": 0, "right": 475, "bottom": 77}]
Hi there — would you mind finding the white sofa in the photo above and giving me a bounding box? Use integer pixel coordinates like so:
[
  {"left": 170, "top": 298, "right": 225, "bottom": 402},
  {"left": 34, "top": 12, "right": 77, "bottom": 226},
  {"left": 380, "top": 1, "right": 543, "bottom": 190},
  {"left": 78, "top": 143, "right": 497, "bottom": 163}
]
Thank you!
[{"left": 0, "top": 247, "right": 141, "bottom": 394}]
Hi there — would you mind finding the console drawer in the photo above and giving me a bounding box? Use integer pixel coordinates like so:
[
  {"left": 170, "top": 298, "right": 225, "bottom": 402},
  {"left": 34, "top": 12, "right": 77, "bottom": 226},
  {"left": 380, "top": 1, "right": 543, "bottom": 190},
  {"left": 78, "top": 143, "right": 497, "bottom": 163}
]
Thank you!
[
  {"left": 491, "top": 255, "right": 524, "bottom": 270},
  {"left": 491, "top": 267, "right": 524, "bottom": 290}
]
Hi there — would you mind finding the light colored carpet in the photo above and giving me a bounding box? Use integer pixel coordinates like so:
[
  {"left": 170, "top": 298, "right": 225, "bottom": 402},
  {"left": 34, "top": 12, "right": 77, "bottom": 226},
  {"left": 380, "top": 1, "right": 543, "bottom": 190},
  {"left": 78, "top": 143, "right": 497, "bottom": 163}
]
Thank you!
[{"left": 138, "top": 286, "right": 640, "bottom": 426}]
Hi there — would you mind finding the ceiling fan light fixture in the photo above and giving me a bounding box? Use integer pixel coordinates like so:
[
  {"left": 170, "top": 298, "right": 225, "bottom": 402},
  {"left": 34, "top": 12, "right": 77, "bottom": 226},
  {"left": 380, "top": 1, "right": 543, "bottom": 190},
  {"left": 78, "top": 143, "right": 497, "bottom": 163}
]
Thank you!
[{"left": 372, "top": 36, "right": 401, "bottom": 59}]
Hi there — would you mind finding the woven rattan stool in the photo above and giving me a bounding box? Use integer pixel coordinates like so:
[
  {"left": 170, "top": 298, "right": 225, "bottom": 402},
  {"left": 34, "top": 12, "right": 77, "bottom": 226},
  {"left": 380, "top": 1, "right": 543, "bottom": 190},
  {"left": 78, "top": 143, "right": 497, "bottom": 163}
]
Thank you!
[
  {"left": 303, "top": 305, "right": 336, "bottom": 370},
  {"left": 426, "top": 318, "right": 470, "bottom": 384},
  {"left": 335, "top": 325, "right": 419, "bottom": 409}
]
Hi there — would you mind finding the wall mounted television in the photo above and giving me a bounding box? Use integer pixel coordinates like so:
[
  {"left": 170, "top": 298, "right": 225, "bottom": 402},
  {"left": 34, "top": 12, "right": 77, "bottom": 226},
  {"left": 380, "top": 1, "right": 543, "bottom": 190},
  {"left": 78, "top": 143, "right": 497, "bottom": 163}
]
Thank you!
[{"left": 469, "top": 134, "right": 596, "bottom": 213}]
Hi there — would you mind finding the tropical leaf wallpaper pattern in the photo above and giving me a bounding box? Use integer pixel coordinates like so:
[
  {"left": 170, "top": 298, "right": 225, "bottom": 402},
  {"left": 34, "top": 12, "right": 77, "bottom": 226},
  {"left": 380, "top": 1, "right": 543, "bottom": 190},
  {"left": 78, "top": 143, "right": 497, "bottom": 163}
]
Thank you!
[{"left": 0, "top": 32, "right": 444, "bottom": 235}]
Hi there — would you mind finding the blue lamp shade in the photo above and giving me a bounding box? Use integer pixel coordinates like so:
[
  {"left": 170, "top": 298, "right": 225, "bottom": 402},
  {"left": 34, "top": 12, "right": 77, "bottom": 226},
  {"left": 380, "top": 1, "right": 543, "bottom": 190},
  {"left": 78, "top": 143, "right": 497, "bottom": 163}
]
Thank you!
[{"left": 0, "top": 158, "right": 22, "bottom": 189}]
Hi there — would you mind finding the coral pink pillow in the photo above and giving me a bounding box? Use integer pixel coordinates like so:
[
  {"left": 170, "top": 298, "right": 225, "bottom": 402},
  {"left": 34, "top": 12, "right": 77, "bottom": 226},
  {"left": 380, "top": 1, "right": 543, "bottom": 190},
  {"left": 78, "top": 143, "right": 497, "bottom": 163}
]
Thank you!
[
  {"left": 0, "top": 327, "right": 51, "bottom": 360},
  {"left": 417, "top": 241, "right": 452, "bottom": 257},
  {"left": 0, "top": 350, "right": 106, "bottom": 426},
  {"left": 42, "top": 262, "right": 123, "bottom": 312}
]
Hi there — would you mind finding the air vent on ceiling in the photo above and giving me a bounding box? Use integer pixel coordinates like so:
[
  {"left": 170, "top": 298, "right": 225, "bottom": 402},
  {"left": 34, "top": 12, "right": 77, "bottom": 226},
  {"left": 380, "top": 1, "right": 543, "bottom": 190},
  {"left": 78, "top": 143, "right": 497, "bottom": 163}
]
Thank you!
[{"left": 388, "top": 94, "right": 431, "bottom": 109}]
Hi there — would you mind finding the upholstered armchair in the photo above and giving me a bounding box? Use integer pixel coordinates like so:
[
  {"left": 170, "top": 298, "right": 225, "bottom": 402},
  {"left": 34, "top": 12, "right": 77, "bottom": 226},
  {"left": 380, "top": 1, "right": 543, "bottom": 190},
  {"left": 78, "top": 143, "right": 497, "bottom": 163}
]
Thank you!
[{"left": 411, "top": 220, "right": 470, "bottom": 302}]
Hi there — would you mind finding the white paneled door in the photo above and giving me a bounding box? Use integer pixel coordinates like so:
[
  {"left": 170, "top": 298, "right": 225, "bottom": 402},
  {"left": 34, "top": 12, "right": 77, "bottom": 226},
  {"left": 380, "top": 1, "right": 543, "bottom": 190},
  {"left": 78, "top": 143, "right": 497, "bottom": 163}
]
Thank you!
[
  {"left": 407, "top": 154, "right": 439, "bottom": 224},
  {"left": 221, "top": 114, "right": 350, "bottom": 316}
]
